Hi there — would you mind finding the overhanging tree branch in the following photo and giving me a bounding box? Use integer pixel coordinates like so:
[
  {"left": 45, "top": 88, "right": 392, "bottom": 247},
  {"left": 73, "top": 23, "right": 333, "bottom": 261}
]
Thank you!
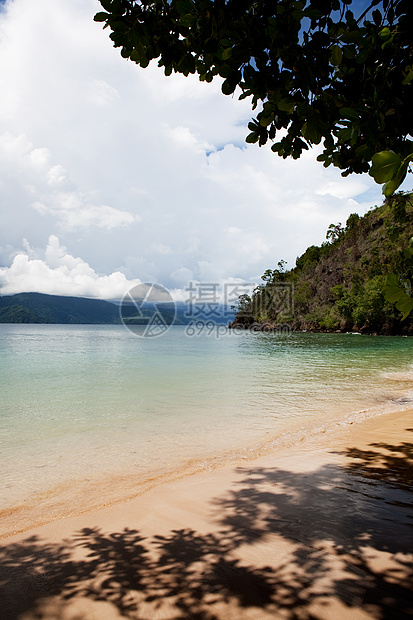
[{"left": 94, "top": 0, "right": 413, "bottom": 196}]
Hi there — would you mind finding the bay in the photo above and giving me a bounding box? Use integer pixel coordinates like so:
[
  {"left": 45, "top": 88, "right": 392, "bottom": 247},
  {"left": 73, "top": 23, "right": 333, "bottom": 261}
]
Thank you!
[{"left": 1, "top": 324, "right": 412, "bottom": 536}]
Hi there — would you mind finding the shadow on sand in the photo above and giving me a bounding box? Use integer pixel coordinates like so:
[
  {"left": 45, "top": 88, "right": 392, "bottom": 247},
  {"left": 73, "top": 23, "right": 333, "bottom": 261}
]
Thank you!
[{"left": 0, "top": 434, "right": 412, "bottom": 619}]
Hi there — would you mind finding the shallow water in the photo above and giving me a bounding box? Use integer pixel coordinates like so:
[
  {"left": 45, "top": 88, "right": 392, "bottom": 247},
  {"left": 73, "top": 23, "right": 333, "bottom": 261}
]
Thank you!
[{"left": 1, "top": 324, "right": 412, "bottom": 536}]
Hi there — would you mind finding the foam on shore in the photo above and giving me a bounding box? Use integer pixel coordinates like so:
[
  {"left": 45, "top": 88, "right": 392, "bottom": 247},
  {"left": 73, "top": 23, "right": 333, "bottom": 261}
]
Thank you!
[{"left": 1, "top": 396, "right": 412, "bottom": 539}]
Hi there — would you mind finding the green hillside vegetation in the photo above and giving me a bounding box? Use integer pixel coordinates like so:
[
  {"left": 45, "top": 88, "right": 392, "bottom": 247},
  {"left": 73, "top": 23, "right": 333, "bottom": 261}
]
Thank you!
[
  {"left": 0, "top": 293, "right": 121, "bottom": 324},
  {"left": 231, "top": 192, "right": 413, "bottom": 335},
  {"left": 0, "top": 293, "right": 230, "bottom": 325}
]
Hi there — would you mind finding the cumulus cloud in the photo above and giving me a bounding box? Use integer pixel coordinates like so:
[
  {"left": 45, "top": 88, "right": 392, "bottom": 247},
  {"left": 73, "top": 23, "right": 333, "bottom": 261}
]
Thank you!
[
  {"left": 0, "top": 131, "right": 139, "bottom": 231},
  {"left": 0, "top": 0, "right": 406, "bottom": 300},
  {"left": 163, "top": 124, "right": 214, "bottom": 154},
  {"left": 0, "top": 236, "right": 140, "bottom": 299},
  {"left": 32, "top": 193, "right": 138, "bottom": 230}
]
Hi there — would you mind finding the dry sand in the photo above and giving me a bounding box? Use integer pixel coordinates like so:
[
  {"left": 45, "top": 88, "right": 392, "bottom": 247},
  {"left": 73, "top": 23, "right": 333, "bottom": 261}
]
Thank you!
[{"left": 1, "top": 408, "right": 412, "bottom": 620}]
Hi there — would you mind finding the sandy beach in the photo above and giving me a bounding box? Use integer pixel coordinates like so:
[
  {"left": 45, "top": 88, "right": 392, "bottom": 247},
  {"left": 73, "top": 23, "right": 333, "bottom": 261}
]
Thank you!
[{"left": 1, "top": 408, "right": 412, "bottom": 620}]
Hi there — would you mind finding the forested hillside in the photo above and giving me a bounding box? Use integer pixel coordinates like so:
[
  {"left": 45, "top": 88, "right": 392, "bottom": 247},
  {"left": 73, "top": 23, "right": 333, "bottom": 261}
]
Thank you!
[
  {"left": 0, "top": 293, "right": 121, "bottom": 324},
  {"left": 231, "top": 192, "right": 413, "bottom": 335},
  {"left": 0, "top": 293, "right": 225, "bottom": 325}
]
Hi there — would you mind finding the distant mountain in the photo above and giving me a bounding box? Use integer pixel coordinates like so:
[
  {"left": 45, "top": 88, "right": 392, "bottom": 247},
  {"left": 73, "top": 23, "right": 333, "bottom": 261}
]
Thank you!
[
  {"left": 0, "top": 293, "right": 121, "bottom": 324},
  {"left": 0, "top": 293, "right": 236, "bottom": 325}
]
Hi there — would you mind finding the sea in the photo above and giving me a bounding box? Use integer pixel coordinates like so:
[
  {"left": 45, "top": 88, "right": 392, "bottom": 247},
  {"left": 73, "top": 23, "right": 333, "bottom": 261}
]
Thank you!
[{"left": 1, "top": 324, "right": 413, "bottom": 537}]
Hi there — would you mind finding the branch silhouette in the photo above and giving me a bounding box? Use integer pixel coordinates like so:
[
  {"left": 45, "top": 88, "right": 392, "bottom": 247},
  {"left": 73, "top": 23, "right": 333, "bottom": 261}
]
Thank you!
[{"left": 0, "top": 434, "right": 412, "bottom": 619}]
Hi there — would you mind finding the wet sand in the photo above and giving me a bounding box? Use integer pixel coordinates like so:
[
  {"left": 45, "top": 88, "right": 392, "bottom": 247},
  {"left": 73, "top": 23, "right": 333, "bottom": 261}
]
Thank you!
[{"left": 1, "top": 408, "right": 412, "bottom": 620}]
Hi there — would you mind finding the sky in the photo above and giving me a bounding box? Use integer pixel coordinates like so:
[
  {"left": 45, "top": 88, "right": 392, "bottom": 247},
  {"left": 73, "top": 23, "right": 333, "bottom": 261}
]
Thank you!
[{"left": 0, "top": 0, "right": 408, "bottom": 301}]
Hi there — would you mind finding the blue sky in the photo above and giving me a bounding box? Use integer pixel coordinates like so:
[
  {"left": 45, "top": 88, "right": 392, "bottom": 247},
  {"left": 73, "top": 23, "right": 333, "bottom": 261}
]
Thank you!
[{"left": 0, "top": 0, "right": 408, "bottom": 300}]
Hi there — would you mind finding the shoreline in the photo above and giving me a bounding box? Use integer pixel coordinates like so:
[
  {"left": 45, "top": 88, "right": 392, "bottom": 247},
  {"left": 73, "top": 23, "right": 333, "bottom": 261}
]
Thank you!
[
  {"left": 228, "top": 322, "right": 413, "bottom": 337},
  {"left": 1, "top": 407, "right": 412, "bottom": 619},
  {"left": 1, "top": 397, "right": 412, "bottom": 541},
  {"left": 2, "top": 325, "right": 413, "bottom": 545}
]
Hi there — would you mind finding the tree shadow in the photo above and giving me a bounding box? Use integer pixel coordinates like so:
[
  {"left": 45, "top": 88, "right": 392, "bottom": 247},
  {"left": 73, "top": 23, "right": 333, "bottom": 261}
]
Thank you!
[
  {"left": 342, "top": 434, "right": 413, "bottom": 492},
  {"left": 0, "top": 434, "right": 412, "bottom": 620}
]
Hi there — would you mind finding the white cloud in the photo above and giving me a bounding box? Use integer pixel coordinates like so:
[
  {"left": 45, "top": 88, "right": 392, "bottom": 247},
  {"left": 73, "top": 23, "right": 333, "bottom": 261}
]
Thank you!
[
  {"left": 163, "top": 124, "right": 214, "bottom": 153},
  {"left": 0, "top": 236, "right": 140, "bottom": 299},
  {"left": 316, "top": 179, "right": 370, "bottom": 200},
  {"left": 84, "top": 78, "right": 120, "bottom": 107},
  {"left": 170, "top": 267, "right": 194, "bottom": 289},
  {"left": 0, "top": 0, "right": 407, "bottom": 300},
  {"left": 33, "top": 192, "right": 138, "bottom": 230},
  {"left": 0, "top": 131, "right": 139, "bottom": 230}
]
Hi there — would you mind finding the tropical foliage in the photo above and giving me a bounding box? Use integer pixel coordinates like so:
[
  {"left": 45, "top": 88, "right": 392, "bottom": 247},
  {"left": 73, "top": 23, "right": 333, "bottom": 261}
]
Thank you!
[
  {"left": 0, "top": 293, "right": 121, "bottom": 324},
  {"left": 95, "top": 0, "right": 413, "bottom": 195},
  {"left": 231, "top": 192, "right": 413, "bottom": 334}
]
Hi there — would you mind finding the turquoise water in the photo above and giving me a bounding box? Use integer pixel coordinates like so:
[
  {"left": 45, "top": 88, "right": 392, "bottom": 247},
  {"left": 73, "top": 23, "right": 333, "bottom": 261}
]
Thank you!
[{"left": 1, "top": 324, "right": 413, "bottom": 535}]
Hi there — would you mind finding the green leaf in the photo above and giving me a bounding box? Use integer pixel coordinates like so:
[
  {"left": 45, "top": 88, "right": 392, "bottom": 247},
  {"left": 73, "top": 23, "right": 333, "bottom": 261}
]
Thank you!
[
  {"left": 336, "top": 127, "right": 353, "bottom": 142},
  {"left": 387, "top": 274, "right": 399, "bottom": 286},
  {"left": 109, "top": 20, "right": 128, "bottom": 33},
  {"left": 402, "top": 70, "right": 413, "bottom": 85},
  {"left": 221, "top": 79, "right": 236, "bottom": 95},
  {"left": 379, "top": 26, "right": 392, "bottom": 39},
  {"left": 340, "top": 107, "right": 359, "bottom": 121},
  {"left": 381, "top": 36, "right": 394, "bottom": 50},
  {"left": 222, "top": 47, "right": 232, "bottom": 60},
  {"left": 179, "top": 14, "right": 195, "bottom": 28},
  {"left": 94, "top": 12, "right": 108, "bottom": 22},
  {"left": 382, "top": 154, "right": 411, "bottom": 196},
  {"left": 384, "top": 275, "right": 413, "bottom": 319},
  {"left": 104, "top": 0, "right": 123, "bottom": 14},
  {"left": 356, "top": 47, "right": 370, "bottom": 64},
  {"left": 100, "top": 0, "right": 113, "bottom": 11},
  {"left": 369, "top": 151, "right": 401, "bottom": 184},
  {"left": 271, "top": 142, "right": 283, "bottom": 153},
  {"left": 342, "top": 44, "right": 356, "bottom": 59},
  {"left": 304, "top": 8, "right": 323, "bottom": 19},
  {"left": 259, "top": 115, "right": 273, "bottom": 127},
  {"left": 302, "top": 121, "right": 322, "bottom": 144},
  {"left": 383, "top": 177, "right": 402, "bottom": 197},
  {"left": 397, "top": 296, "right": 413, "bottom": 320},
  {"left": 246, "top": 132, "right": 259, "bottom": 144},
  {"left": 340, "top": 30, "right": 360, "bottom": 44},
  {"left": 218, "top": 65, "right": 232, "bottom": 78},
  {"left": 330, "top": 44, "right": 342, "bottom": 66},
  {"left": 386, "top": 287, "right": 404, "bottom": 303},
  {"left": 277, "top": 99, "right": 295, "bottom": 113},
  {"left": 372, "top": 9, "right": 382, "bottom": 25}
]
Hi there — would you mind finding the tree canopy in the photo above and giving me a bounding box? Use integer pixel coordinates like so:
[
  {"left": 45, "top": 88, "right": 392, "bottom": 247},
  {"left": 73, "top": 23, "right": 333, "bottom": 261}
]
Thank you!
[
  {"left": 230, "top": 193, "right": 413, "bottom": 333},
  {"left": 95, "top": 0, "right": 413, "bottom": 196}
]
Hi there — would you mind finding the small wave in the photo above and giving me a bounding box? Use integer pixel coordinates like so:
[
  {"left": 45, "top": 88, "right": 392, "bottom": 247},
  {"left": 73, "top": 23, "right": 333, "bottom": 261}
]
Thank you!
[
  {"left": 2, "top": 395, "right": 412, "bottom": 541},
  {"left": 391, "top": 396, "right": 413, "bottom": 405},
  {"left": 381, "top": 371, "right": 413, "bottom": 382}
]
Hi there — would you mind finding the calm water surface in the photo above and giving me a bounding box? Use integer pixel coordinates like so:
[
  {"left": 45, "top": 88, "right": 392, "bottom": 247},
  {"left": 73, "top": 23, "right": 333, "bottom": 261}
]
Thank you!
[{"left": 1, "top": 324, "right": 412, "bottom": 535}]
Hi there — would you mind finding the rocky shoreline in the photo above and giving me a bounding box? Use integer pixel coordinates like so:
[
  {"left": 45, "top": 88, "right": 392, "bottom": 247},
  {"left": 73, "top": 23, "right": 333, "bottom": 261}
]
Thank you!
[{"left": 228, "top": 319, "right": 413, "bottom": 336}]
